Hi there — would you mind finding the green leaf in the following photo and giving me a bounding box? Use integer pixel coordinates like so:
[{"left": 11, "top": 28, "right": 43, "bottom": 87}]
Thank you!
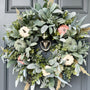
[
  {"left": 49, "top": 27, "right": 53, "bottom": 34},
  {"left": 36, "top": 79, "right": 40, "bottom": 85},
  {"left": 75, "top": 64, "right": 80, "bottom": 76},
  {"left": 50, "top": 3, "right": 57, "bottom": 12},
  {"left": 57, "top": 18, "right": 66, "bottom": 24},
  {"left": 33, "top": 27, "right": 38, "bottom": 31},
  {"left": 27, "top": 64, "right": 36, "bottom": 69},
  {"left": 76, "top": 15, "right": 87, "bottom": 26},
  {"left": 41, "top": 25, "right": 48, "bottom": 33},
  {"left": 30, "top": 42, "right": 37, "bottom": 47},
  {"left": 40, "top": 82, "right": 46, "bottom": 88},
  {"left": 49, "top": 78, "right": 55, "bottom": 88},
  {"left": 55, "top": 76, "right": 72, "bottom": 87},
  {"left": 35, "top": 3, "right": 42, "bottom": 10},
  {"left": 80, "top": 23, "right": 90, "bottom": 28},
  {"left": 72, "top": 53, "right": 84, "bottom": 64},
  {"left": 34, "top": 20, "right": 45, "bottom": 26},
  {"left": 53, "top": 9, "right": 63, "bottom": 14},
  {"left": 10, "top": 29, "right": 20, "bottom": 38},
  {"left": 66, "top": 12, "right": 76, "bottom": 19},
  {"left": 39, "top": 9, "right": 47, "bottom": 20},
  {"left": 71, "top": 29, "right": 77, "bottom": 36},
  {"left": 7, "top": 60, "right": 16, "bottom": 68},
  {"left": 20, "top": 53, "right": 25, "bottom": 60},
  {"left": 4, "top": 36, "right": 15, "bottom": 47},
  {"left": 46, "top": 68, "right": 54, "bottom": 73},
  {"left": 79, "top": 34, "right": 90, "bottom": 38},
  {"left": 78, "top": 41, "right": 82, "bottom": 49},
  {"left": 31, "top": 84, "right": 35, "bottom": 90},
  {"left": 15, "top": 78, "right": 19, "bottom": 87},
  {"left": 25, "top": 47, "right": 31, "bottom": 58}
]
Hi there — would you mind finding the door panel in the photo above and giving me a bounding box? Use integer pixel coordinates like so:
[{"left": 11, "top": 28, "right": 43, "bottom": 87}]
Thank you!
[
  {"left": 59, "top": 0, "right": 88, "bottom": 13},
  {"left": 0, "top": 0, "right": 89, "bottom": 90}
]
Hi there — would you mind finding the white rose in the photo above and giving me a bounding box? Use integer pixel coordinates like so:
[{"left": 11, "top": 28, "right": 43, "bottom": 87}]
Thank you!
[
  {"left": 19, "top": 26, "right": 30, "bottom": 38},
  {"left": 63, "top": 54, "right": 74, "bottom": 66}
]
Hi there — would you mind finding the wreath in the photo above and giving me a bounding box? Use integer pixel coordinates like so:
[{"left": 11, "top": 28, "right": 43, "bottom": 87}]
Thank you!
[{"left": 1, "top": 0, "right": 90, "bottom": 90}]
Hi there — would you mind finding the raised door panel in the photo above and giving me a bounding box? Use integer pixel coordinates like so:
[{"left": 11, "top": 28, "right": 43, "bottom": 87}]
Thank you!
[
  {"left": 58, "top": 0, "right": 88, "bottom": 13},
  {"left": 5, "top": 0, "right": 32, "bottom": 13}
]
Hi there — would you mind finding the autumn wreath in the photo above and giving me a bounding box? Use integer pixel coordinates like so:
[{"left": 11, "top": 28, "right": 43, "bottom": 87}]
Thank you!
[{"left": 1, "top": 0, "right": 90, "bottom": 90}]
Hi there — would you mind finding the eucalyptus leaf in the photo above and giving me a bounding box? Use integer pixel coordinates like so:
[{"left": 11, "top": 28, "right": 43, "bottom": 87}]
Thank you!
[{"left": 41, "top": 25, "right": 48, "bottom": 33}]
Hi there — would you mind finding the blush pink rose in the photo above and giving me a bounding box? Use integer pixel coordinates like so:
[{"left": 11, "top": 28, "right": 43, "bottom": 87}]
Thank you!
[
  {"left": 18, "top": 55, "right": 24, "bottom": 65},
  {"left": 58, "top": 25, "right": 69, "bottom": 35}
]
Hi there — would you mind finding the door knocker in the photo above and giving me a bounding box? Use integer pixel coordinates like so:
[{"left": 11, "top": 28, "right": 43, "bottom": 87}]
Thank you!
[{"left": 40, "top": 40, "right": 51, "bottom": 51}]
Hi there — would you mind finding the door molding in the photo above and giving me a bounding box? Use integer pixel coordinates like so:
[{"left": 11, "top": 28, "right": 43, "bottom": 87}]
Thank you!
[
  {"left": 5, "top": 0, "right": 88, "bottom": 14},
  {"left": 5, "top": 0, "right": 33, "bottom": 13}
]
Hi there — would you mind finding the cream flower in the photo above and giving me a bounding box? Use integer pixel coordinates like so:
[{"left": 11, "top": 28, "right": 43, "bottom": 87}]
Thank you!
[
  {"left": 19, "top": 26, "right": 30, "bottom": 38},
  {"left": 42, "top": 66, "right": 51, "bottom": 76},
  {"left": 63, "top": 54, "right": 74, "bottom": 66}
]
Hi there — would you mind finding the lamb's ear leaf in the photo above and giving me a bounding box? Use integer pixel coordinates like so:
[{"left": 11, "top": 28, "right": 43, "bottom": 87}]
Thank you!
[
  {"left": 55, "top": 76, "right": 72, "bottom": 87},
  {"left": 75, "top": 63, "right": 80, "bottom": 76},
  {"left": 35, "top": 3, "right": 42, "bottom": 10},
  {"left": 15, "top": 78, "right": 20, "bottom": 87},
  {"left": 41, "top": 25, "right": 48, "bottom": 33},
  {"left": 30, "top": 42, "right": 37, "bottom": 47},
  {"left": 76, "top": 15, "right": 87, "bottom": 26},
  {"left": 80, "top": 23, "right": 90, "bottom": 28},
  {"left": 31, "top": 84, "right": 35, "bottom": 90},
  {"left": 50, "top": 3, "right": 57, "bottom": 12},
  {"left": 27, "top": 64, "right": 36, "bottom": 69}
]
